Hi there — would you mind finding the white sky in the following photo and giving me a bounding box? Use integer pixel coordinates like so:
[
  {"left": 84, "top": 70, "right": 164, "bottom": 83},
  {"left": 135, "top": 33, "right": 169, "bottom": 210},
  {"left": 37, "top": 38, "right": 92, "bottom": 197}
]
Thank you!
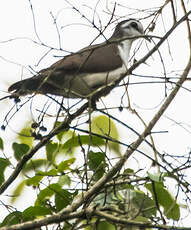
[{"left": 0, "top": 0, "right": 191, "bottom": 227}]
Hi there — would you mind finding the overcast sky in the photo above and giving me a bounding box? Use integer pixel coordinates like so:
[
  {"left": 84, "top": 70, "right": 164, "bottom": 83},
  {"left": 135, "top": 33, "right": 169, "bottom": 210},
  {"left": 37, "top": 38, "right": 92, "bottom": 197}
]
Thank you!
[{"left": 0, "top": 0, "right": 191, "bottom": 226}]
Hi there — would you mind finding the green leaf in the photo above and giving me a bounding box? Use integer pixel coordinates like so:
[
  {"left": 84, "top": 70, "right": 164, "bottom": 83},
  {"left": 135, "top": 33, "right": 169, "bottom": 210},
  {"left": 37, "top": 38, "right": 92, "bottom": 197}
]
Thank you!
[
  {"left": 62, "top": 135, "right": 105, "bottom": 154},
  {"left": 35, "top": 185, "right": 55, "bottom": 206},
  {"left": 23, "top": 159, "right": 47, "bottom": 173},
  {"left": 133, "top": 216, "right": 150, "bottom": 223},
  {"left": 11, "top": 180, "right": 26, "bottom": 203},
  {"left": 12, "top": 142, "right": 30, "bottom": 161},
  {"left": 123, "top": 168, "right": 134, "bottom": 174},
  {"left": 145, "top": 182, "right": 180, "bottom": 220},
  {"left": 63, "top": 222, "right": 72, "bottom": 230},
  {"left": 54, "top": 121, "right": 66, "bottom": 135},
  {"left": 55, "top": 188, "right": 72, "bottom": 212},
  {"left": 0, "top": 158, "right": 10, "bottom": 185},
  {"left": 35, "top": 183, "right": 60, "bottom": 206},
  {"left": 130, "top": 190, "right": 156, "bottom": 217},
  {"left": 57, "top": 175, "right": 71, "bottom": 187},
  {"left": 88, "top": 151, "right": 106, "bottom": 180},
  {"left": 91, "top": 115, "right": 120, "bottom": 155},
  {"left": 0, "top": 211, "right": 22, "bottom": 227},
  {"left": 57, "top": 130, "right": 77, "bottom": 156},
  {"left": 147, "top": 172, "right": 165, "bottom": 182},
  {"left": 22, "top": 206, "right": 51, "bottom": 220},
  {"left": 17, "top": 123, "right": 34, "bottom": 147},
  {"left": 56, "top": 127, "right": 74, "bottom": 143},
  {"left": 37, "top": 169, "right": 58, "bottom": 176},
  {"left": 46, "top": 141, "right": 58, "bottom": 162},
  {"left": 0, "top": 137, "right": 4, "bottom": 150},
  {"left": 57, "top": 158, "right": 76, "bottom": 172},
  {"left": 26, "top": 175, "right": 44, "bottom": 186},
  {"left": 35, "top": 183, "right": 72, "bottom": 211},
  {"left": 95, "top": 221, "right": 115, "bottom": 230}
]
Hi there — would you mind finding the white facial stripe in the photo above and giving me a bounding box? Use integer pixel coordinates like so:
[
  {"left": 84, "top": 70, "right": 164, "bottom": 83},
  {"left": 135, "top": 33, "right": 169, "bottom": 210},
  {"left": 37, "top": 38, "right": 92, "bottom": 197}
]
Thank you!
[
  {"left": 120, "top": 20, "right": 144, "bottom": 34},
  {"left": 121, "top": 21, "right": 132, "bottom": 28}
]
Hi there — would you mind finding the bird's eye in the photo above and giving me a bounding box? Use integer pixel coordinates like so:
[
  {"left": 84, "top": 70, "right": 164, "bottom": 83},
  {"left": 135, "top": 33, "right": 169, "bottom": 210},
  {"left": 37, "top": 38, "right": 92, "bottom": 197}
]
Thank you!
[{"left": 130, "top": 22, "right": 138, "bottom": 30}]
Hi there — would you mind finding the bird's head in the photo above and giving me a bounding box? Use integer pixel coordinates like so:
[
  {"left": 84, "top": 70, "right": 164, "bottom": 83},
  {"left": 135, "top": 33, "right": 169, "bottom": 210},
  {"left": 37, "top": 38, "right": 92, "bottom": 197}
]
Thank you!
[{"left": 111, "top": 19, "right": 146, "bottom": 40}]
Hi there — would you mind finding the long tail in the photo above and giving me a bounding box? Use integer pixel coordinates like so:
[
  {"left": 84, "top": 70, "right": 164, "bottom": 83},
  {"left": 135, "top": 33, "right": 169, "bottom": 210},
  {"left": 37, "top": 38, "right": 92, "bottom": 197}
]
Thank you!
[
  {"left": 8, "top": 78, "right": 40, "bottom": 96},
  {"left": 8, "top": 80, "right": 24, "bottom": 93}
]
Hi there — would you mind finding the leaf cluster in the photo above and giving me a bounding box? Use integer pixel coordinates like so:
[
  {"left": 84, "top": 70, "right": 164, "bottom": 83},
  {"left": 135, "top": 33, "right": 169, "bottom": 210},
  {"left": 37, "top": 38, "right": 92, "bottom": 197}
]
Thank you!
[{"left": 0, "top": 116, "right": 181, "bottom": 229}]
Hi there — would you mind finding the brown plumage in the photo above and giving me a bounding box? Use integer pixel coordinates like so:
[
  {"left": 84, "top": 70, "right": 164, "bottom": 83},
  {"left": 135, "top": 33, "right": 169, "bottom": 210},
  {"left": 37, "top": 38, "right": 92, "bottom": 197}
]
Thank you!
[{"left": 8, "top": 19, "right": 145, "bottom": 98}]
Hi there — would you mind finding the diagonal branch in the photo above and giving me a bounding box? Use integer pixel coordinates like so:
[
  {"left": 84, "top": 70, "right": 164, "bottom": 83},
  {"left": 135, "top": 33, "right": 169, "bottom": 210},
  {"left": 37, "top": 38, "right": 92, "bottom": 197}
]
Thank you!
[
  {"left": 0, "top": 8, "right": 191, "bottom": 207},
  {"left": 2, "top": 23, "right": 190, "bottom": 230}
]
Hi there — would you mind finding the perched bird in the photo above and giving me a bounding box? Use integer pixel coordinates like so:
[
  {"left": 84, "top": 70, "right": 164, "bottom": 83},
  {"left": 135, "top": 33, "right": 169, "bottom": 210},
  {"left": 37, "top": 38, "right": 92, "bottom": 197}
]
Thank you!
[{"left": 8, "top": 19, "right": 146, "bottom": 99}]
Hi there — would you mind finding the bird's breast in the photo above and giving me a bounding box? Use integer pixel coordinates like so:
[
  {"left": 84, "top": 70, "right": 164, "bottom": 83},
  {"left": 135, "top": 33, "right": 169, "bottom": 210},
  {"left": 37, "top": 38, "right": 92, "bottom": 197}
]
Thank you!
[
  {"left": 47, "top": 65, "right": 127, "bottom": 98},
  {"left": 81, "top": 64, "right": 127, "bottom": 88}
]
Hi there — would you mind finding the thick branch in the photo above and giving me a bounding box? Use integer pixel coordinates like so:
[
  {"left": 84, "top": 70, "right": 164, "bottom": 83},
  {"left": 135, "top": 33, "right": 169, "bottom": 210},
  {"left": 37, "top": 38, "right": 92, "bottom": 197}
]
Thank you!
[
  {"left": 1, "top": 207, "right": 191, "bottom": 230},
  {"left": 3, "top": 28, "right": 190, "bottom": 230},
  {"left": 0, "top": 9, "right": 191, "bottom": 230},
  {"left": 0, "top": 7, "right": 191, "bottom": 198}
]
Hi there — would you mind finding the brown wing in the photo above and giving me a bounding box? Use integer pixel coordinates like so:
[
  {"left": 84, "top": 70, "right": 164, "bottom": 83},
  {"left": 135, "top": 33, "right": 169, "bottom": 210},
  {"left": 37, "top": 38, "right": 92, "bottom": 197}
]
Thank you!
[
  {"left": 8, "top": 43, "right": 123, "bottom": 98},
  {"left": 44, "top": 43, "right": 122, "bottom": 74}
]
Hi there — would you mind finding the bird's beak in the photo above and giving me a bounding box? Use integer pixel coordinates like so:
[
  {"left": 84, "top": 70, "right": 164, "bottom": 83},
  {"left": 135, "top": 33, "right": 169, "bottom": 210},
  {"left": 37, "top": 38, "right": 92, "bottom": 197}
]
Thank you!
[
  {"left": 142, "top": 29, "right": 151, "bottom": 42},
  {"left": 139, "top": 28, "right": 151, "bottom": 42}
]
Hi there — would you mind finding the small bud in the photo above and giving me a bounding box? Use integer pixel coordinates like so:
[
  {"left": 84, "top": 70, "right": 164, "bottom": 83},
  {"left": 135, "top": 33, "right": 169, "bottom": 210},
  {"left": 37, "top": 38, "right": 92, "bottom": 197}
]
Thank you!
[
  {"left": 1, "top": 125, "right": 6, "bottom": 131},
  {"left": 40, "top": 126, "right": 47, "bottom": 132},
  {"left": 35, "top": 133, "right": 42, "bottom": 140},
  {"left": 14, "top": 97, "right": 21, "bottom": 103},
  {"left": 118, "top": 106, "right": 123, "bottom": 112},
  {"left": 31, "top": 122, "right": 39, "bottom": 129}
]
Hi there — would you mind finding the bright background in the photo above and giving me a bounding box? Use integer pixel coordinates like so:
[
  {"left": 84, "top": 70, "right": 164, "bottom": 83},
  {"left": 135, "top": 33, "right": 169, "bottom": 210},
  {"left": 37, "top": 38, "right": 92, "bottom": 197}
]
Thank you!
[{"left": 0, "top": 0, "right": 191, "bottom": 227}]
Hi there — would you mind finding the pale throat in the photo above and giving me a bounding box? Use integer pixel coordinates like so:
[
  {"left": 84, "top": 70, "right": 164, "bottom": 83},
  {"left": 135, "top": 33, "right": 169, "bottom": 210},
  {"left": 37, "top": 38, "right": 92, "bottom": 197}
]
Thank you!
[{"left": 117, "top": 39, "right": 133, "bottom": 70}]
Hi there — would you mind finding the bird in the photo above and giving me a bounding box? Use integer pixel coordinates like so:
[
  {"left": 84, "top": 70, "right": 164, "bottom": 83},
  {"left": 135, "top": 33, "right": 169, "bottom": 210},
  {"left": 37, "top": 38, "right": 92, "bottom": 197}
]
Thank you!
[{"left": 8, "top": 19, "right": 147, "bottom": 99}]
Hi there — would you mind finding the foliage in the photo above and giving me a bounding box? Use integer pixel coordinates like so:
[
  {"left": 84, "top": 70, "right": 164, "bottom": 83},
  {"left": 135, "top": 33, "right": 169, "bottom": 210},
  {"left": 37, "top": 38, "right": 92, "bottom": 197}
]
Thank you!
[
  {"left": 0, "top": 115, "right": 185, "bottom": 229},
  {"left": 0, "top": 1, "right": 191, "bottom": 229}
]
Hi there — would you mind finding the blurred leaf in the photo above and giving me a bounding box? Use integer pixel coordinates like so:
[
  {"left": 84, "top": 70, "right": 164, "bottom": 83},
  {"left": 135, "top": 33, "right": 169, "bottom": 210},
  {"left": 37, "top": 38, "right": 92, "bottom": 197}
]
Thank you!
[
  {"left": 63, "top": 222, "right": 72, "bottom": 230},
  {"left": 0, "top": 137, "right": 4, "bottom": 150},
  {"left": 133, "top": 216, "right": 150, "bottom": 223},
  {"left": 129, "top": 190, "right": 156, "bottom": 217},
  {"left": 96, "top": 221, "right": 115, "bottom": 230},
  {"left": 57, "top": 158, "right": 76, "bottom": 172},
  {"left": 62, "top": 135, "right": 104, "bottom": 154},
  {"left": 37, "top": 169, "right": 58, "bottom": 176},
  {"left": 120, "top": 183, "right": 134, "bottom": 190},
  {"left": 147, "top": 172, "right": 165, "bottom": 182},
  {"left": 23, "top": 159, "right": 47, "bottom": 173},
  {"left": 35, "top": 183, "right": 61, "bottom": 206},
  {"left": 0, "top": 211, "right": 22, "bottom": 227},
  {"left": 145, "top": 182, "right": 180, "bottom": 220},
  {"left": 55, "top": 188, "right": 72, "bottom": 212},
  {"left": 123, "top": 168, "right": 134, "bottom": 174},
  {"left": 17, "top": 123, "right": 34, "bottom": 147},
  {"left": 57, "top": 175, "right": 71, "bottom": 187},
  {"left": 26, "top": 175, "right": 44, "bottom": 186},
  {"left": 22, "top": 206, "right": 51, "bottom": 221},
  {"left": 57, "top": 130, "right": 65, "bottom": 142},
  {"left": 88, "top": 151, "right": 106, "bottom": 180},
  {"left": 46, "top": 141, "right": 58, "bottom": 162},
  {"left": 54, "top": 121, "right": 67, "bottom": 140},
  {"left": 35, "top": 183, "right": 72, "bottom": 211},
  {"left": 11, "top": 180, "right": 26, "bottom": 203},
  {"left": 12, "top": 142, "right": 30, "bottom": 161},
  {"left": 55, "top": 126, "right": 75, "bottom": 143},
  {"left": 0, "top": 158, "right": 10, "bottom": 185},
  {"left": 35, "top": 188, "right": 54, "bottom": 207},
  {"left": 91, "top": 115, "right": 120, "bottom": 155},
  {"left": 93, "top": 190, "right": 122, "bottom": 207},
  {"left": 86, "top": 221, "right": 115, "bottom": 230}
]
